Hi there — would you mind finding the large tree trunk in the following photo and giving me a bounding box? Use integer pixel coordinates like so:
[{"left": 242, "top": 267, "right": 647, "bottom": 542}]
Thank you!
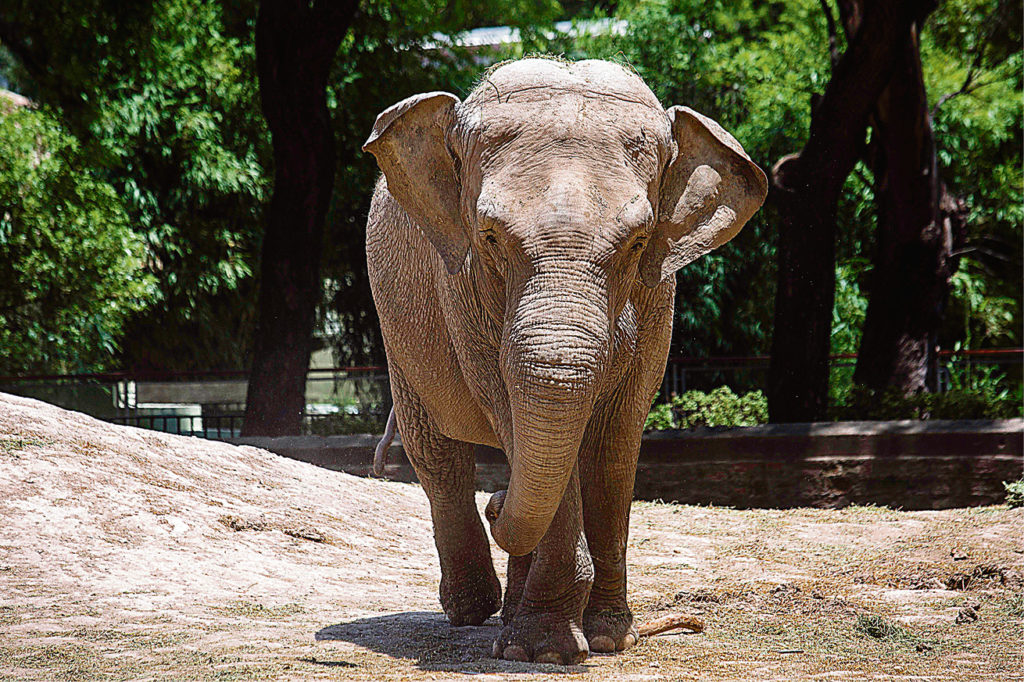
[
  {"left": 851, "top": 21, "right": 956, "bottom": 393},
  {"left": 242, "top": 0, "right": 356, "bottom": 436},
  {"left": 768, "top": 0, "right": 936, "bottom": 422}
]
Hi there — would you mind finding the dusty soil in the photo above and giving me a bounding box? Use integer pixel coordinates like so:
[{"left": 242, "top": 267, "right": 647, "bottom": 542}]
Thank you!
[{"left": 1, "top": 392, "right": 1022, "bottom": 681}]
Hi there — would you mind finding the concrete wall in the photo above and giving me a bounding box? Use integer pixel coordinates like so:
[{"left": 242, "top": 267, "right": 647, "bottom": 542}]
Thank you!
[{"left": 232, "top": 419, "right": 1023, "bottom": 510}]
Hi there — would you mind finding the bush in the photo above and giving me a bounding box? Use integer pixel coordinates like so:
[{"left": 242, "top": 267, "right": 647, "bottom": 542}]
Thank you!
[
  {"left": 831, "top": 385, "right": 1021, "bottom": 421},
  {"left": 1005, "top": 479, "right": 1024, "bottom": 508},
  {"left": 645, "top": 387, "right": 769, "bottom": 431},
  {"left": 304, "top": 412, "right": 388, "bottom": 436}
]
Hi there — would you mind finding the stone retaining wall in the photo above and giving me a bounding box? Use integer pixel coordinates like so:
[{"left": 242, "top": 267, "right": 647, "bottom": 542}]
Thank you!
[{"left": 232, "top": 419, "right": 1023, "bottom": 510}]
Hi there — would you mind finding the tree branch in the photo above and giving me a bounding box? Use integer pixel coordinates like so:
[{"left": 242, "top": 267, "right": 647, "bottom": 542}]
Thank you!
[
  {"left": 819, "top": 0, "right": 841, "bottom": 67},
  {"left": 931, "top": 1, "right": 1013, "bottom": 117}
]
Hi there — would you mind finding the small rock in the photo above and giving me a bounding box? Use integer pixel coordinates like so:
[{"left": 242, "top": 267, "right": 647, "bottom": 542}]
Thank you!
[
  {"left": 951, "top": 548, "right": 969, "bottom": 561},
  {"left": 916, "top": 642, "right": 934, "bottom": 652}
]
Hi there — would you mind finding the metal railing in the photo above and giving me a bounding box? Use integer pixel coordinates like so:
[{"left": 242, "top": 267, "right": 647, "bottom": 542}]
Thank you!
[
  {"left": 1, "top": 349, "right": 1019, "bottom": 439},
  {"left": 0, "top": 366, "right": 391, "bottom": 439},
  {"left": 659, "top": 348, "right": 1024, "bottom": 397}
]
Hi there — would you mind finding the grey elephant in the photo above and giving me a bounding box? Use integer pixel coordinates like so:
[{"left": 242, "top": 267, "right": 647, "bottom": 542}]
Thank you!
[{"left": 362, "top": 58, "right": 766, "bottom": 665}]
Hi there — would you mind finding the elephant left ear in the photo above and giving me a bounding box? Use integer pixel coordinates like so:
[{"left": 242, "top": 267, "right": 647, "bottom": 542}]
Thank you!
[{"left": 640, "top": 106, "right": 768, "bottom": 287}]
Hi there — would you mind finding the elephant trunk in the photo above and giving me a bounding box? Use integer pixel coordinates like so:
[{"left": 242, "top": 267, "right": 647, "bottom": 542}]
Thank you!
[{"left": 488, "top": 274, "right": 608, "bottom": 556}]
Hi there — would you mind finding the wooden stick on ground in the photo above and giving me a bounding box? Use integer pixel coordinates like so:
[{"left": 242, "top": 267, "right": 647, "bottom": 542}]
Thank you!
[{"left": 638, "top": 613, "right": 705, "bottom": 637}]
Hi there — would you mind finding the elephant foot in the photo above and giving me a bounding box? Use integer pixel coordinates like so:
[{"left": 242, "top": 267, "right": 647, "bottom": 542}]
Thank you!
[
  {"left": 583, "top": 606, "right": 638, "bottom": 653},
  {"left": 491, "top": 609, "right": 589, "bottom": 665},
  {"left": 440, "top": 566, "right": 502, "bottom": 627}
]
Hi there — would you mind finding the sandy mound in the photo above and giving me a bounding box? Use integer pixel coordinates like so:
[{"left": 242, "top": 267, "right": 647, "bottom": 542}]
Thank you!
[{"left": 1, "top": 392, "right": 1021, "bottom": 680}]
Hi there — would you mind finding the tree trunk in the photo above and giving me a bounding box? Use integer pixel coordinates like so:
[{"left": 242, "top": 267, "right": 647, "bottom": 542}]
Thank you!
[
  {"left": 768, "top": 0, "right": 936, "bottom": 422},
  {"left": 851, "top": 24, "right": 955, "bottom": 394},
  {"left": 242, "top": 0, "right": 356, "bottom": 436}
]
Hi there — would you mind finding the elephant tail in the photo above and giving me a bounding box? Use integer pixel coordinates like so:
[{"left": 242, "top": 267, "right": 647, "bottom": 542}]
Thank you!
[{"left": 372, "top": 407, "right": 398, "bottom": 476}]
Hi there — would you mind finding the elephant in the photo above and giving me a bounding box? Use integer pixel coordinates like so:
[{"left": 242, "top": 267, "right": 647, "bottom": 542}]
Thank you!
[{"left": 362, "top": 57, "right": 766, "bottom": 665}]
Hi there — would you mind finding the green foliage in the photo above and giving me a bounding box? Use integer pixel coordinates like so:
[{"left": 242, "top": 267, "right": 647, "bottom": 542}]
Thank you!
[
  {"left": 949, "top": 260, "right": 1019, "bottom": 348},
  {"left": 304, "top": 413, "right": 388, "bottom": 436},
  {"left": 924, "top": 2, "right": 1022, "bottom": 353},
  {"left": 831, "top": 382, "right": 1021, "bottom": 422},
  {"left": 829, "top": 258, "right": 870, "bottom": 404},
  {"left": 644, "top": 402, "right": 676, "bottom": 431},
  {"left": 2, "top": 0, "right": 267, "bottom": 370},
  {"left": 854, "top": 614, "right": 922, "bottom": 647},
  {"left": 645, "top": 386, "right": 768, "bottom": 431},
  {"left": 1005, "top": 479, "right": 1024, "bottom": 509},
  {"left": 87, "top": 0, "right": 267, "bottom": 369},
  {"left": 0, "top": 106, "right": 155, "bottom": 373}
]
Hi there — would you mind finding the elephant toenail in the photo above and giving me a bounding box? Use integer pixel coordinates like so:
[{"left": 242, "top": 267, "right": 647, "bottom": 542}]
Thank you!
[
  {"left": 590, "top": 635, "right": 615, "bottom": 653},
  {"left": 503, "top": 644, "right": 529, "bottom": 661},
  {"left": 619, "top": 632, "right": 637, "bottom": 650},
  {"left": 534, "top": 651, "right": 562, "bottom": 665}
]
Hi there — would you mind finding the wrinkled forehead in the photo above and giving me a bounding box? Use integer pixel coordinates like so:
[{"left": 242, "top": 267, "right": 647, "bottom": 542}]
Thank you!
[
  {"left": 457, "top": 59, "right": 672, "bottom": 155},
  {"left": 465, "top": 58, "right": 665, "bottom": 110}
]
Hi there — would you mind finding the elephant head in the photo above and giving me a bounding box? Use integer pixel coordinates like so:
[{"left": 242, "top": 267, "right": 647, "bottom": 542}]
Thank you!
[{"left": 364, "top": 59, "right": 766, "bottom": 557}]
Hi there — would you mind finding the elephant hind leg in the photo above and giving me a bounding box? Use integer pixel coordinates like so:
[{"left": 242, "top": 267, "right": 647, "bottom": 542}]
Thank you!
[{"left": 390, "top": 368, "right": 501, "bottom": 626}]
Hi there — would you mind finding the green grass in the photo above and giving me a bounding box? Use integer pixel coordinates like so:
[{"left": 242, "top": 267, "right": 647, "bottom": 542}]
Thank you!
[{"left": 854, "top": 613, "right": 922, "bottom": 647}]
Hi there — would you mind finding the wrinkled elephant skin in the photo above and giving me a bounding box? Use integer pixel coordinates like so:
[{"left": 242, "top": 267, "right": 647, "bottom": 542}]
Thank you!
[{"left": 362, "top": 58, "right": 767, "bottom": 664}]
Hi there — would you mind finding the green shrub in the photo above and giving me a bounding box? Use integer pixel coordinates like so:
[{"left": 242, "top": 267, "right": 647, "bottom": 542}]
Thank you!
[
  {"left": 854, "top": 613, "right": 921, "bottom": 647},
  {"left": 831, "top": 384, "right": 1021, "bottom": 421},
  {"left": 644, "top": 402, "right": 676, "bottom": 431},
  {"left": 1005, "top": 479, "right": 1024, "bottom": 508},
  {"left": 646, "top": 387, "right": 769, "bottom": 431},
  {"left": 304, "top": 413, "right": 388, "bottom": 436}
]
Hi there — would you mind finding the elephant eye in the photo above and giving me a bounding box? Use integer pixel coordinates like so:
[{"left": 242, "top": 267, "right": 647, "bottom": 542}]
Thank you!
[
  {"left": 629, "top": 237, "right": 647, "bottom": 252},
  {"left": 484, "top": 233, "right": 499, "bottom": 245}
]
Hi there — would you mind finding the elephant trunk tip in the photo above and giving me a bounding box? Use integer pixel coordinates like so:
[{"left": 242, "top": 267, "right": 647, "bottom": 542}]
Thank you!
[
  {"left": 484, "top": 489, "right": 505, "bottom": 525},
  {"left": 484, "top": 489, "right": 538, "bottom": 557}
]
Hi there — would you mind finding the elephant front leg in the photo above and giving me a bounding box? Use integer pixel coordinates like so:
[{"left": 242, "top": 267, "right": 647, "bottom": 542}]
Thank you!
[
  {"left": 391, "top": 371, "right": 502, "bottom": 626},
  {"left": 486, "top": 466, "right": 594, "bottom": 665},
  {"left": 579, "top": 405, "right": 642, "bottom": 653}
]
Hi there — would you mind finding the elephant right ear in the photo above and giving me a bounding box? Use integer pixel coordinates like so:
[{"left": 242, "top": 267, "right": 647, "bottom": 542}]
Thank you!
[{"left": 363, "top": 92, "right": 467, "bottom": 274}]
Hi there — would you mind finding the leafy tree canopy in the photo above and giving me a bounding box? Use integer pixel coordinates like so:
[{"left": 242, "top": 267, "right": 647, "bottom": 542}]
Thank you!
[
  {"left": 1, "top": 0, "right": 267, "bottom": 371},
  {"left": 0, "top": 0, "right": 1018, "bottom": 384},
  {"left": 0, "top": 104, "right": 155, "bottom": 374}
]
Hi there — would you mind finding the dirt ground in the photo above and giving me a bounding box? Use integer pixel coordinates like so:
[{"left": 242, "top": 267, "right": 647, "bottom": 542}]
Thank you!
[{"left": 1, "top": 392, "right": 1022, "bottom": 681}]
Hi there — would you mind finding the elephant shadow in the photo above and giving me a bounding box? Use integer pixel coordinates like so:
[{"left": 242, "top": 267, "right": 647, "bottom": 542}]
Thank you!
[{"left": 314, "top": 611, "right": 587, "bottom": 674}]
